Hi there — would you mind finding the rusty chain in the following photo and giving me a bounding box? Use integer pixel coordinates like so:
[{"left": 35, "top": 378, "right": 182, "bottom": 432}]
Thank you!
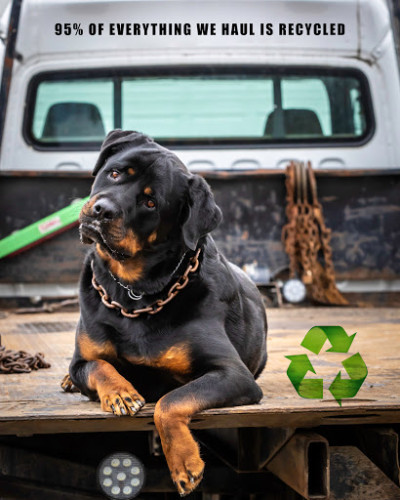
[
  {"left": 0, "top": 336, "right": 51, "bottom": 374},
  {"left": 91, "top": 248, "right": 201, "bottom": 318},
  {"left": 282, "top": 161, "right": 348, "bottom": 305}
]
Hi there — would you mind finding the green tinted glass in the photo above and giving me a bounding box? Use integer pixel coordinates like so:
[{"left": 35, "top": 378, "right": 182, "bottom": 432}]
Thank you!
[{"left": 29, "top": 71, "right": 370, "bottom": 146}]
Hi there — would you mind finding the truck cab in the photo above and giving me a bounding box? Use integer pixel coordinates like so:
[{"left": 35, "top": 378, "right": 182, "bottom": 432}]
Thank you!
[
  {"left": 0, "top": 0, "right": 399, "bottom": 300},
  {"left": 1, "top": 0, "right": 400, "bottom": 173}
]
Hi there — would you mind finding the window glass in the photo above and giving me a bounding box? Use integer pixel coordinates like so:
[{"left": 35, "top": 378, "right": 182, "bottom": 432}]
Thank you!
[
  {"left": 281, "top": 78, "right": 331, "bottom": 135},
  {"left": 32, "top": 79, "right": 113, "bottom": 142},
  {"left": 28, "top": 70, "right": 371, "bottom": 147},
  {"left": 350, "top": 87, "right": 365, "bottom": 135},
  {"left": 122, "top": 78, "right": 274, "bottom": 138}
]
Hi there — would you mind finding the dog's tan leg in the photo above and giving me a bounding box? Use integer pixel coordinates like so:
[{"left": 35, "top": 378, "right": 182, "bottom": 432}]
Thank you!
[
  {"left": 154, "top": 396, "right": 204, "bottom": 496},
  {"left": 154, "top": 367, "right": 262, "bottom": 495},
  {"left": 88, "top": 360, "right": 145, "bottom": 416},
  {"left": 70, "top": 358, "right": 145, "bottom": 416}
]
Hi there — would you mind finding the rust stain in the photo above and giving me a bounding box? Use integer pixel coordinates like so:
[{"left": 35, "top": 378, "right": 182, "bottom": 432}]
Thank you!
[
  {"left": 78, "top": 332, "right": 117, "bottom": 361},
  {"left": 127, "top": 344, "right": 191, "bottom": 375}
]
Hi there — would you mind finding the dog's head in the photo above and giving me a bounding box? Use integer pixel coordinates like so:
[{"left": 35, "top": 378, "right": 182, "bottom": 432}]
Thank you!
[{"left": 79, "top": 130, "right": 222, "bottom": 276}]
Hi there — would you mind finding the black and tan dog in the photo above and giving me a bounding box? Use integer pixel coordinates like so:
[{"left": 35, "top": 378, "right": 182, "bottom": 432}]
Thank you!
[{"left": 63, "top": 130, "right": 267, "bottom": 495}]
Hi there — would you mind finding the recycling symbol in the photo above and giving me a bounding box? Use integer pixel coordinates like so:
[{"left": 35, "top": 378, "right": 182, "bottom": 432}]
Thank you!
[{"left": 286, "top": 326, "right": 368, "bottom": 406}]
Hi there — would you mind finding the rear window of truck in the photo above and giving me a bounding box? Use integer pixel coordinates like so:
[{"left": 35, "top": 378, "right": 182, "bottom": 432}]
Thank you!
[{"left": 25, "top": 67, "right": 373, "bottom": 149}]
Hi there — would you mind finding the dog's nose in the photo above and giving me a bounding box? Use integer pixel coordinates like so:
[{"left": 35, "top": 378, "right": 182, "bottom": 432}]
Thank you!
[{"left": 92, "top": 198, "right": 118, "bottom": 219}]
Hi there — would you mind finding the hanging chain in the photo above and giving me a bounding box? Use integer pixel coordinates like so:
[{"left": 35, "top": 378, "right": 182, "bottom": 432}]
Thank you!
[
  {"left": 282, "top": 161, "right": 348, "bottom": 305},
  {"left": 91, "top": 249, "right": 201, "bottom": 318}
]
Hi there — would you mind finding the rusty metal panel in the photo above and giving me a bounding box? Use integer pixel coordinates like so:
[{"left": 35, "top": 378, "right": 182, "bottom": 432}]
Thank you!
[
  {"left": 207, "top": 170, "right": 400, "bottom": 281},
  {"left": 0, "top": 173, "right": 90, "bottom": 284},
  {"left": 267, "top": 431, "right": 330, "bottom": 499},
  {"left": 0, "top": 169, "right": 399, "bottom": 285},
  {"left": 330, "top": 446, "right": 400, "bottom": 500}
]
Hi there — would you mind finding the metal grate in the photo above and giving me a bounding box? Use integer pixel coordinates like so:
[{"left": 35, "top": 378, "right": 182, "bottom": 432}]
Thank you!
[{"left": 12, "top": 321, "right": 76, "bottom": 334}]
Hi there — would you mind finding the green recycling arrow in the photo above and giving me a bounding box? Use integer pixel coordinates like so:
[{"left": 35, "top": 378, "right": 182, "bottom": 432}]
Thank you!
[
  {"left": 286, "top": 326, "right": 368, "bottom": 405},
  {"left": 301, "top": 326, "right": 356, "bottom": 354},
  {"left": 329, "top": 353, "right": 368, "bottom": 406},
  {"left": 285, "top": 354, "right": 323, "bottom": 399}
]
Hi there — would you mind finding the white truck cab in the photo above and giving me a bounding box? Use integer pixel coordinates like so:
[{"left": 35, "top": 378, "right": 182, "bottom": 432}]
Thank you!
[{"left": 0, "top": 0, "right": 399, "bottom": 172}]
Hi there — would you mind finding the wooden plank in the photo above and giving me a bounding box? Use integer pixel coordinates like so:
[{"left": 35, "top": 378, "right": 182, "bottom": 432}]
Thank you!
[{"left": 0, "top": 307, "right": 399, "bottom": 435}]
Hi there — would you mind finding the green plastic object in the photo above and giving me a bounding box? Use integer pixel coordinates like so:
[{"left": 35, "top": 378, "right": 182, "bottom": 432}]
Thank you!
[{"left": 0, "top": 196, "right": 90, "bottom": 259}]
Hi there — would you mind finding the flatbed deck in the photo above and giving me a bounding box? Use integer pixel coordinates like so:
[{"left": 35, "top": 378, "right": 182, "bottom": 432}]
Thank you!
[{"left": 0, "top": 307, "right": 399, "bottom": 436}]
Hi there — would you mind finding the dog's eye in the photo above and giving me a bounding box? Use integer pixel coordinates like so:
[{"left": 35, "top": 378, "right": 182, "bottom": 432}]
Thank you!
[
  {"left": 138, "top": 196, "right": 156, "bottom": 209},
  {"left": 109, "top": 170, "right": 120, "bottom": 180},
  {"left": 146, "top": 199, "right": 156, "bottom": 209}
]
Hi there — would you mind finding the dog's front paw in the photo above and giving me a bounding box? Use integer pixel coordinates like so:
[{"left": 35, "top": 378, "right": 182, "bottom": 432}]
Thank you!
[
  {"left": 99, "top": 386, "right": 145, "bottom": 416},
  {"left": 169, "top": 439, "right": 205, "bottom": 496}
]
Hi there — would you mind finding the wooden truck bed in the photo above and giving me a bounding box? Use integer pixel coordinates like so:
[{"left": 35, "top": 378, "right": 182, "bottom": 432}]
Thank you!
[{"left": 0, "top": 307, "right": 399, "bottom": 436}]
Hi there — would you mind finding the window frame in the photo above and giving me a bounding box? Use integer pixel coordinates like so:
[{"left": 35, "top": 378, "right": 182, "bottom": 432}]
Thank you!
[{"left": 23, "top": 65, "right": 375, "bottom": 151}]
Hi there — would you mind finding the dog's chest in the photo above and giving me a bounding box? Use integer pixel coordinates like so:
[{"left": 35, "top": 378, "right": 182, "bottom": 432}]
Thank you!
[
  {"left": 112, "top": 320, "right": 192, "bottom": 375},
  {"left": 79, "top": 318, "right": 192, "bottom": 376},
  {"left": 124, "top": 343, "right": 192, "bottom": 375}
]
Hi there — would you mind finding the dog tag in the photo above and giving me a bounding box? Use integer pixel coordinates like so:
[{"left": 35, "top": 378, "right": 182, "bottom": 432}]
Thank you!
[{"left": 128, "top": 289, "right": 143, "bottom": 301}]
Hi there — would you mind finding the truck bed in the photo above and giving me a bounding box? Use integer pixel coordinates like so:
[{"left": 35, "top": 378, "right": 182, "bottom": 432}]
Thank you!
[{"left": 0, "top": 307, "right": 399, "bottom": 436}]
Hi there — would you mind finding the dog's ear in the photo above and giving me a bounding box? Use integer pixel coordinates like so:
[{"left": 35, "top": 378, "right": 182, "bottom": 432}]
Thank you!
[{"left": 182, "top": 175, "right": 222, "bottom": 251}]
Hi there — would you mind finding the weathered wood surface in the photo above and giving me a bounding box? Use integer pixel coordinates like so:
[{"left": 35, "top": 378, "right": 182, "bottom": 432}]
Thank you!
[{"left": 0, "top": 307, "right": 399, "bottom": 435}]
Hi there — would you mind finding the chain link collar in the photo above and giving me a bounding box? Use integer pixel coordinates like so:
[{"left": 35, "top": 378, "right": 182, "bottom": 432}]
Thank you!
[
  {"left": 91, "top": 248, "right": 201, "bottom": 319},
  {"left": 107, "top": 251, "right": 188, "bottom": 301}
]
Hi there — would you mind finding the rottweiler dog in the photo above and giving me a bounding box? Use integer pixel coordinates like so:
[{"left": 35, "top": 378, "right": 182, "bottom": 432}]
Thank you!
[{"left": 65, "top": 130, "right": 267, "bottom": 495}]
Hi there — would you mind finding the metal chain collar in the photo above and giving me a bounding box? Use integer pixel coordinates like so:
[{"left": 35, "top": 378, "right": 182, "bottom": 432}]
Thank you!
[
  {"left": 107, "top": 251, "right": 188, "bottom": 301},
  {"left": 282, "top": 161, "right": 348, "bottom": 305},
  {"left": 107, "top": 272, "right": 144, "bottom": 301},
  {"left": 91, "top": 248, "right": 201, "bottom": 319}
]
